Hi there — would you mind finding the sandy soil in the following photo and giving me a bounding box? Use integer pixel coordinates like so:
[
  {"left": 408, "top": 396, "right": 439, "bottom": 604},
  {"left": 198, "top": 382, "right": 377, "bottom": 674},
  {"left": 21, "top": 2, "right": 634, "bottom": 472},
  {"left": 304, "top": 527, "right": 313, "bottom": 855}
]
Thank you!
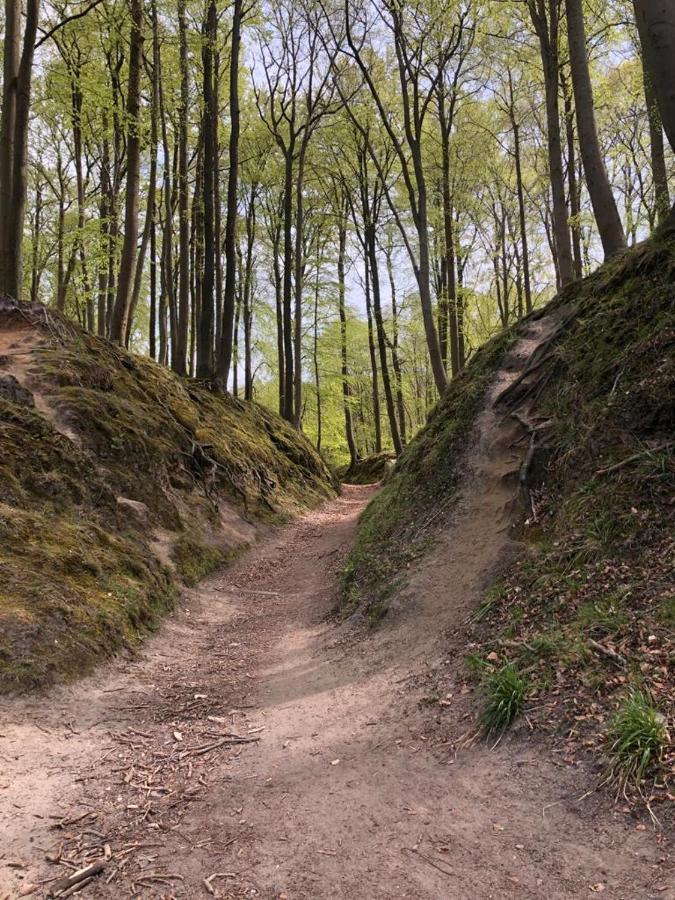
[{"left": 1, "top": 318, "right": 671, "bottom": 899}]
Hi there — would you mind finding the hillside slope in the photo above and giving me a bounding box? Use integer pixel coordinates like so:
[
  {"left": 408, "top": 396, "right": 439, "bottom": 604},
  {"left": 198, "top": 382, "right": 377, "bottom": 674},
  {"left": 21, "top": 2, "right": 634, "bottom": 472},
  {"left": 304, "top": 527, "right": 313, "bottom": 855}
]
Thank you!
[
  {"left": 0, "top": 300, "right": 334, "bottom": 692},
  {"left": 346, "top": 230, "right": 674, "bottom": 800}
]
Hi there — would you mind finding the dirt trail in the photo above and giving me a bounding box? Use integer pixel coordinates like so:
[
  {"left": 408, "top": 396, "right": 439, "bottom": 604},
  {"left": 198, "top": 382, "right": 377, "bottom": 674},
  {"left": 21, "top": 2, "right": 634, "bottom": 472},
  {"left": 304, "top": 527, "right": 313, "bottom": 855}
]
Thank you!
[{"left": 1, "top": 319, "right": 670, "bottom": 900}]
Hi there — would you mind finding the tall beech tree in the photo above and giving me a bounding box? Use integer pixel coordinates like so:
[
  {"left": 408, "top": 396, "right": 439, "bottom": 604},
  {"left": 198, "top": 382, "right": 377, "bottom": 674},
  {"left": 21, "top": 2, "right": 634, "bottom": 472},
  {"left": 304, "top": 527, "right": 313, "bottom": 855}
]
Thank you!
[
  {"left": 1, "top": 0, "right": 672, "bottom": 463},
  {"left": 565, "top": 0, "right": 625, "bottom": 257}
]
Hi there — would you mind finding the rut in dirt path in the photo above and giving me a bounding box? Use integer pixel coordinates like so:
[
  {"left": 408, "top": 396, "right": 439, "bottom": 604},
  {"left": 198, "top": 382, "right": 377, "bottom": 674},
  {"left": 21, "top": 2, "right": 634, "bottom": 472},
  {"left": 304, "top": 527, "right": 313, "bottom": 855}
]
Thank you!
[{"left": 1, "top": 317, "right": 670, "bottom": 900}]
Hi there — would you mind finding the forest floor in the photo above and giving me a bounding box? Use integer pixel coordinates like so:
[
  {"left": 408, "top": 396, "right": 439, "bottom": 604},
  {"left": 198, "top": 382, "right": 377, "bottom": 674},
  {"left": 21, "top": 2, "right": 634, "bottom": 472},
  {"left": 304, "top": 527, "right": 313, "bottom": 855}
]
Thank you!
[{"left": 1, "top": 321, "right": 672, "bottom": 900}]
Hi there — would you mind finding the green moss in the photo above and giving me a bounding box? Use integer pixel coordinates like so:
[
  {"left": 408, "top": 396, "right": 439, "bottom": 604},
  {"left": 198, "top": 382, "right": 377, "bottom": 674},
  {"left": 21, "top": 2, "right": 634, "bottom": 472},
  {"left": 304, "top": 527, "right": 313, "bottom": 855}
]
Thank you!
[
  {"left": 172, "top": 533, "right": 233, "bottom": 587},
  {"left": 344, "top": 326, "right": 517, "bottom": 613},
  {"left": 0, "top": 308, "right": 335, "bottom": 692},
  {"left": 338, "top": 452, "right": 396, "bottom": 485}
]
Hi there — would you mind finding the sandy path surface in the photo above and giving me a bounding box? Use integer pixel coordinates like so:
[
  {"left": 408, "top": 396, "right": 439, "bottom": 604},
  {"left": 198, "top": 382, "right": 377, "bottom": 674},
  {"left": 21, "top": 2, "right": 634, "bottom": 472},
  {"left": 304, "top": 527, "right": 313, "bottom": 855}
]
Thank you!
[{"left": 1, "top": 319, "right": 671, "bottom": 899}]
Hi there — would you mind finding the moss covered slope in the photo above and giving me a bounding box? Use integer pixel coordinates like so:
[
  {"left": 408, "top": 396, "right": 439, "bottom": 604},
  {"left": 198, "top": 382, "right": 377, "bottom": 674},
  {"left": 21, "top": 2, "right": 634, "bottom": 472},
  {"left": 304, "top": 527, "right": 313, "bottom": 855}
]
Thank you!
[
  {"left": 0, "top": 303, "right": 334, "bottom": 691},
  {"left": 343, "top": 325, "right": 517, "bottom": 613},
  {"left": 346, "top": 229, "right": 674, "bottom": 797}
]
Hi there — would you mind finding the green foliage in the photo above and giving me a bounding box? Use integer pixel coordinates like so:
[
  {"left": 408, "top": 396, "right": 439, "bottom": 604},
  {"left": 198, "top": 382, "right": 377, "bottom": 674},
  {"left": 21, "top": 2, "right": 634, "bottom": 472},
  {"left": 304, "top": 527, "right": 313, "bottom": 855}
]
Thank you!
[
  {"left": 604, "top": 691, "right": 669, "bottom": 791},
  {"left": 480, "top": 663, "right": 529, "bottom": 738}
]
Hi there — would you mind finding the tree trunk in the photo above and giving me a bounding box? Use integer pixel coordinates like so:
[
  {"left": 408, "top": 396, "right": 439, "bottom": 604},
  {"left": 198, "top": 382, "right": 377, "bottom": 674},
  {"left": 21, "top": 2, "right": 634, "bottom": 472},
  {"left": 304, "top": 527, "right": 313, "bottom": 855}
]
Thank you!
[
  {"left": 529, "top": 0, "right": 575, "bottom": 286},
  {"left": 271, "top": 215, "right": 285, "bottom": 416},
  {"left": 0, "top": 0, "right": 39, "bottom": 301},
  {"left": 281, "top": 150, "right": 295, "bottom": 422},
  {"left": 175, "top": 0, "right": 190, "bottom": 374},
  {"left": 561, "top": 73, "right": 584, "bottom": 280},
  {"left": 110, "top": 0, "right": 143, "bottom": 343},
  {"left": 292, "top": 140, "right": 309, "bottom": 429},
  {"left": 197, "top": 0, "right": 217, "bottom": 380},
  {"left": 565, "top": 0, "right": 625, "bottom": 256},
  {"left": 338, "top": 212, "right": 358, "bottom": 467},
  {"left": 218, "top": 0, "right": 243, "bottom": 387},
  {"left": 30, "top": 181, "right": 42, "bottom": 303},
  {"left": 242, "top": 184, "right": 257, "bottom": 401},
  {"left": 312, "top": 251, "right": 322, "bottom": 452},
  {"left": 633, "top": 0, "right": 675, "bottom": 165},
  {"left": 384, "top": 236, "right": 406, "bottom": 444},
  {"left": 508, "top": 72, "right": 533, "bottom": 314},
  {"left": 637, "top": 27, "right": 671, "bottom": 223},
  {"left": 366, "top": 225, "right": 402, "bottom": 455},
  {"left": 363, "top": 252, "right": 382, "bottom": 454}
]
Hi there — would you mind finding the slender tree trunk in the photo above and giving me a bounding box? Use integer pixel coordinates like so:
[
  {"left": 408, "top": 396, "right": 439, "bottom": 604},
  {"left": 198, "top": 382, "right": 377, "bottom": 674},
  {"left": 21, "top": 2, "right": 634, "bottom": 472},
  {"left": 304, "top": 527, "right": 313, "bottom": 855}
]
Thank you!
[
  {"left": 292, "top": 140, "right": 309, "bottom": 429},
  {"left": 126, "top": 4, "right": 161, "bottom": 347},
  {"left": 312, "top": 251, "right": 322, "bottom": 452},
  {"left": 0, "top": 0, "right": 39, "bottom": 300},
  {"left": 565, "top": 0, "right": 625, "bottom": 256},
  {"left": 149, "top": 216, "right": 157, "bottom": 360},
  {"left": 384, "top": 237, "right": 406, "bottom": 444},
  {"left": 562, "top": 75, "right": 584, "bottom": 280},
  {"left": 337, "top": 211, "right": 358, "bottom": 467},
  {"left": 529, "top": 0, "right": 575, "bottom": 285},
  {"left": 439, "top": 90, "right": 460, "bottom": 377},
  {"left": 218, "top": 0, "right": 243, "bottom": 387},
  {"left": 110, "top": 0, "right": 143, "bottom": 343},
  {"left": 363, "top": 252, "right": 382, "bottom": 454},
  {"left": 271, "top": 217, "right": 285, "bottom": 416},
  {"left": 633, "top": 0, "right": 675, "bottom": 170},
  {"left": 639, "top": 53, "right": 671, "bottom": 224},
  {"left": 366, "top": 225, "right": 402, "bottom": 455},
  {"left": 175, "top": 0, "right": 190, "bottom": 374},
  {"left": 412, "top": 176, "right": 447, "bottom": 394},
  {"left": 213, "top": 47, "right": 223, "bottom": 353},
  {"left": 508, "top": 72, "right": 533, "bottom": 314},
  {"left": 281, "top": 150, "right": 295, "bottom": 421},
  {"left": 242, "top": 185, "right": 256, "bottom": 401},
  {"left": 197, "top": 0, "right": 217, "bottom": 379},
  {"left": 233, "top": 248, "right": 241, "bottom": 396},
  {"left": 30, "top": 181, "right": 42, "bottom": 303}
]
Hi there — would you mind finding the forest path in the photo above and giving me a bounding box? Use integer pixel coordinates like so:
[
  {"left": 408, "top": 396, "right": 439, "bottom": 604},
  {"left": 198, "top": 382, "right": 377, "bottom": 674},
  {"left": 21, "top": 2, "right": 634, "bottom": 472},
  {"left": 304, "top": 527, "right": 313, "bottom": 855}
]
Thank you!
[{"left": 1, "top": 320, "right": 670, "bottom": 900}]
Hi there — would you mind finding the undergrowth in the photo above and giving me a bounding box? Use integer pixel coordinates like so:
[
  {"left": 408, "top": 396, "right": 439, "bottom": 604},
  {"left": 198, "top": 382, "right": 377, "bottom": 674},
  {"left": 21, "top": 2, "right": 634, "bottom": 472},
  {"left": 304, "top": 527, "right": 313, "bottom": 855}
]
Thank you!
[
  {"left": 604, "top": 690, "right": 669, "bottom": 793},
  {"left": 480, "top": 663, "right": 529, "bottom": 738}
]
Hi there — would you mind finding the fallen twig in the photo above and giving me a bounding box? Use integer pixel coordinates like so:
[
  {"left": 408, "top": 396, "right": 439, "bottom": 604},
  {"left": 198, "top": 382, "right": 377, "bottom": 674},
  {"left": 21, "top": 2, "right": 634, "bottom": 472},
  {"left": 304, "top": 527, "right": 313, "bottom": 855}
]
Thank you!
[
  {"left": 587, "top": 638, "right": 626, "bottom": 667},
  {"left": 47, "top": 860, "right": 105, "bottom": 897},
  {"left": 180, "top": 735, "right": 260, "bottom": 759},
  {"left": 595, "top": 442, "right": 673, "bottom": 476}
]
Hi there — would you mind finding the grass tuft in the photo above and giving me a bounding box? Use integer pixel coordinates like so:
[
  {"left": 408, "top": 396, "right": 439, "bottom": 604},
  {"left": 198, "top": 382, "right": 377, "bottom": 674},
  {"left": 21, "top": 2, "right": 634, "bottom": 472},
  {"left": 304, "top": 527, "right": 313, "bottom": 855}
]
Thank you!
[
  {"left": 480, "top": 662, "right": 529, "bottom": 738},
  {"left": 604, "top": 690, "right": 669, "bottom": 792}
]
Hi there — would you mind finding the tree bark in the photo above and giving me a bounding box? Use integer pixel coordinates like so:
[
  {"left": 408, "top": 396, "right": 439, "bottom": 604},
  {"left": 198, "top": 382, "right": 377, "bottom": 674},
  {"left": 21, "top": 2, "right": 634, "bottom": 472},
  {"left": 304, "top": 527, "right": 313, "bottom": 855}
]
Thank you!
[
  {"left": 0, "top": 0, "right": 39, "bottom": 300},
  {"left": 528, "top": 0, "right": 575, "bottom": 286},
  {"left": 218, "top": 0, "right": 243, "bottom": 388},
  {"left": 337, "top": 210, "right": 358, "bottom": 467},
  {"left": 633, "top": 0, "right": 675, "bottom": 166},
  {"left": 174, "top": 0, "right": 190, "bottom": 374},
  {"left": 110, "top": 0, "right": 143, "bottom": 343},
  {"left": 565, "top": 0, "right": 625, "bottom": 257},
  {"left": 197, "top": 0, "right": 217, "bottom": 379},
  {"left": 641, "top": 59, "right": 670, "bottom": 225}
]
